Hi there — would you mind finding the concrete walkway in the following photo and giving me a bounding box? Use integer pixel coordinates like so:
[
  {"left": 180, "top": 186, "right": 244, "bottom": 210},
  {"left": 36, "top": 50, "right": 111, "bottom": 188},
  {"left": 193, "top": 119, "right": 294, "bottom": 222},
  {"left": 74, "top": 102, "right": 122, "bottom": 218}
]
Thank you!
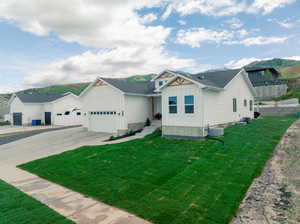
[{"left": 0, "top": 126, "right": 155, "bottom": 224}]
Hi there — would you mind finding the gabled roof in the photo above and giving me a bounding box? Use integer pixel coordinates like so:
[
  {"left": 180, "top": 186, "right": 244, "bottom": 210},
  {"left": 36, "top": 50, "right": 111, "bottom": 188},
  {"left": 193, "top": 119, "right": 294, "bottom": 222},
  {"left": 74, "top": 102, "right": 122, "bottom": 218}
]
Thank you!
[
  {"left": 169, "top": 69, "right": 242, "bottom": 89},
  {"left": 15, "top": 92, "right": 70, "bottom": 103}
]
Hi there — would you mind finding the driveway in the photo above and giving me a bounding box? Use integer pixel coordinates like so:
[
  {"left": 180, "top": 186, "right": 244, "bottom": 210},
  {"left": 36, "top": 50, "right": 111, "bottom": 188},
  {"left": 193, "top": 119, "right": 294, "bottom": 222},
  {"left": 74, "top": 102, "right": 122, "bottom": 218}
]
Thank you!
[{"left": 0, "top": 126, "right": 110, "bottom": 167}]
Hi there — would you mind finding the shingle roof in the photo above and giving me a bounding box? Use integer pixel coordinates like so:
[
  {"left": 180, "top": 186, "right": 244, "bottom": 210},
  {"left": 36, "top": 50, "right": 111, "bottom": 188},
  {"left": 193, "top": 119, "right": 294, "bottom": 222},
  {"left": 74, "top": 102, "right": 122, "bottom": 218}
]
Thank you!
[
  {"left": 16, "top": 92, "right": 69, "bottom": 103},
  {"left": 172, "top": 69, "right": 242, "bottom": 88},
  {"left": 101, "top": 78, "right": 155, "bottom": 95}
]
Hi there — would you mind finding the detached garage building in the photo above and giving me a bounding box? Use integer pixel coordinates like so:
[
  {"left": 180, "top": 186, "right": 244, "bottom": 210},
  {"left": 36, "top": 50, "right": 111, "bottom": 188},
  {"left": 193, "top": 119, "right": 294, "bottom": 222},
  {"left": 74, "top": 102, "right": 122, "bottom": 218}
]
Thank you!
[{"left": 9, "top": 92, "right": 82, "bottom": 126}]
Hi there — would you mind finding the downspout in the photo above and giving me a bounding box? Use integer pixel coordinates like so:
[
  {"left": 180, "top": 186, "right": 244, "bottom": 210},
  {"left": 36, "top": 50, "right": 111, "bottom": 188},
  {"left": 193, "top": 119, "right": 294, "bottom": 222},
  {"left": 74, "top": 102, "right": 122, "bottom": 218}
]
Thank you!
[{"left": 201, "top": 88, "right": 206, "bottom": 136}]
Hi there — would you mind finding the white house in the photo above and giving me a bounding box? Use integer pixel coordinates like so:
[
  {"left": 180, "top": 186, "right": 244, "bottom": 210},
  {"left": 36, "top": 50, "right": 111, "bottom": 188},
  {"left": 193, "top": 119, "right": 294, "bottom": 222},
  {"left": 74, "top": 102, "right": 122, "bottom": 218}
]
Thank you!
[
  {"left": 157, "top": 69, "right": 256, "bottom": 138},
  {"left": 80, "top": 68, "right": 255, "bottom": 138},
  {"left": 9, "top": 92, "right": 82, "bottom": 126}
]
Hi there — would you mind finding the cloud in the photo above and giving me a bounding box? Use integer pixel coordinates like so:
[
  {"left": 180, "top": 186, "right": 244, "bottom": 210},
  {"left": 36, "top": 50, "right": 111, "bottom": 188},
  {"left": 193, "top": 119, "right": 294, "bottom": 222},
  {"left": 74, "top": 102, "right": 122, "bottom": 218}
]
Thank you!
[
  {"left": 224, "top": 36, "right": 289, "bottom": 46},
  {"left": 161, "top": 0, "right": 296, "bottom": 19},
  {"left": 24, "top": 47, "right": 196, "bottom": 87},
  {"left": 176, "top": 27, "right": 235, "bottom": 48},
  {"left": 176, "top": 27, "right": 288, "bottom": 48},
  {"left": 178, "top": 20, "right": 187, "bottom": 25},
  {"left": 226, "top": 17, "right": 244, "bottom": 29},
  {"left": 139, "top": 13, "right": 158, "bottom": 24},
  {"left": 268, "top": 18, "right": 296, "bottom": 29}
]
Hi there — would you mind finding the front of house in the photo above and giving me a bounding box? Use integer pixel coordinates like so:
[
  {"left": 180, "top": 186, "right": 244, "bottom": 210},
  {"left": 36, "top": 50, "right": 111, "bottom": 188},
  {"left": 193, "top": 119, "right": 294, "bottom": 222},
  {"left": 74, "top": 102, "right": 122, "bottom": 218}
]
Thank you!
[{"left": 80, "top": 68, "right": 256, "bottom": 138}]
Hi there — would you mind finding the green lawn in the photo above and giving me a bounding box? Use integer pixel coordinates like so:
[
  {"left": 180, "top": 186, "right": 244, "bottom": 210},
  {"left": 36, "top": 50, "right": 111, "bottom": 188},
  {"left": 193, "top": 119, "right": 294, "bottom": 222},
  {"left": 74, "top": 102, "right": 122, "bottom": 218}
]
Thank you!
[
  {"left": 20, "top": 117, "right": 296, "bottom": 224},
  {"left": 0, "top": 179, "right": 74, "bottom": 224}
]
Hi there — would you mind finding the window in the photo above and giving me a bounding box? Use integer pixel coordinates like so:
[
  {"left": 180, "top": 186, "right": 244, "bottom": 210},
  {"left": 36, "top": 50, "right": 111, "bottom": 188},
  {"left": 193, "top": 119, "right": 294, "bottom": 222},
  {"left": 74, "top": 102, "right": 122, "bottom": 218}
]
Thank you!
[
  {"left": 76, "top": 112, "right": 81, "bottom": 116},
  {"left": 185, "top": 95, "right": 194, "bottom": 114},
  {"left": 57, "top": 113, "right": 62, "bottom": 116},
  {"left": 168, "top": 96, "right": 177, "bottom": 114},
  {"left": 250, "top": 100, "right": 253, "bottom": 111},
  {"left": 159, "top": 81, "right": 164, "bottom": 86},
  {"left": 244, "top": 99, "right": 247, "bottom": 107},
  {"left": 233, "top": 98, "right": 237, "bottom": 112},
  {"left": 64, "top": 111, "right": 70, "bottom": 115}
]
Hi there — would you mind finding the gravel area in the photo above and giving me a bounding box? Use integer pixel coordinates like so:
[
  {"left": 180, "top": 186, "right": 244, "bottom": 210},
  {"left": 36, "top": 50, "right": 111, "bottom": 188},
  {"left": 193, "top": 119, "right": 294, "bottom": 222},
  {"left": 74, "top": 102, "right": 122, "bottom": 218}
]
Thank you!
[{"left": 231, "top": 119, "right": 300, "bottom": 224}]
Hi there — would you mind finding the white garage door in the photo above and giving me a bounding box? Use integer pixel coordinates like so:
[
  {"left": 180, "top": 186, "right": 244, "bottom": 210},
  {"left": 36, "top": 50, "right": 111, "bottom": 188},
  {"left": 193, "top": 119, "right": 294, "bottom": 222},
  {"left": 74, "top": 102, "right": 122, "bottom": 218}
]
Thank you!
[{"left": 89, "top": 111, "right": 118, "bottom": 133}]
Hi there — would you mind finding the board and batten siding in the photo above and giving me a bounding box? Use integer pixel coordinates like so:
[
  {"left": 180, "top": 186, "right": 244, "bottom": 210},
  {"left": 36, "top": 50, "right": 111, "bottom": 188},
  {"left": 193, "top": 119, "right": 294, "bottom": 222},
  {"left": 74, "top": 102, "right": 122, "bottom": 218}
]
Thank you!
[
  {"left": 203, "top": 71, "right": 254, "bottom": 126},
  {"left": 10, "top": 97, "right": 44, "bottom": 125},
  {"left": 162, "top": 83, "right": 203, "bottom": 127},
  {"left": 124, "top": 95, "right": 150, "bottom": 125},
  {"left": 81, "top": 84, "right": 127, "bottom": 131}
]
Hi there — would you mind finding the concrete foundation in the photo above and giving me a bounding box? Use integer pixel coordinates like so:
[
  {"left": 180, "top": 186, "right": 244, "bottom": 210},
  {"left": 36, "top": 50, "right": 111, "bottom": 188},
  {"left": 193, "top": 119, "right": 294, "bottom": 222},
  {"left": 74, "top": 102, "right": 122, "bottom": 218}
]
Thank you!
[{"left": 162, "top": 125, "right": 207, "bottom": 138}]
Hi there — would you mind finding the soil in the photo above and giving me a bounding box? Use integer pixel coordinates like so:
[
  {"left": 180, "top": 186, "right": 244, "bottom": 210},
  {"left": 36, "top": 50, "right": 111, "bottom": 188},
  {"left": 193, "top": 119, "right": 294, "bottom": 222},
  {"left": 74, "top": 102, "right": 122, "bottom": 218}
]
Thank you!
[{"left": 231, "top": 119, "right": 300, "bottom": 224}]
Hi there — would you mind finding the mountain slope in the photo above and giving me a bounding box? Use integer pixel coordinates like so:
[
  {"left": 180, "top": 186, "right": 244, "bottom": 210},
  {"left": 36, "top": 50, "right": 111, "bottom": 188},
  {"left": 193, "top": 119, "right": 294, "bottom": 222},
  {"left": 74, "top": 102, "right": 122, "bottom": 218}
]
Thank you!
[
  {"left": 278, "top": 64, "right": 300, "bottom": 79},
  {"left": 245, "top": 58, "right": 300, "bottom": 69}
]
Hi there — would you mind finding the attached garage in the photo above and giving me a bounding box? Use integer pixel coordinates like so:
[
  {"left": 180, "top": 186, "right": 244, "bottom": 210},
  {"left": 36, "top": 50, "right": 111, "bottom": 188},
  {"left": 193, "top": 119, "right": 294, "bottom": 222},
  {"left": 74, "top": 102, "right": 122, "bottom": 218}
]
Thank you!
[
  {"left": 88, "top": 111, "right": 119, "bottom": 133},
  {"left": 13, "top": 112, "right": 22, "bottom": 126}
]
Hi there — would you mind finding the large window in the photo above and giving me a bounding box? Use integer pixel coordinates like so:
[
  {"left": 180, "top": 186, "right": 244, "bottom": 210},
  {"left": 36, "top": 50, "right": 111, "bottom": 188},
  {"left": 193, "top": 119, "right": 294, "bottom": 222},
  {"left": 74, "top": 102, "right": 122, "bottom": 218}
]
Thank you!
[
  {"left": 185, "top": 95, "right": 194, "bottom": 114},
  {"left": 233, "top": 98, "right": 237, "bottom": 112},
  {"left": 250, "top": 100, "right": 253, "bottom": 111},
  {"left": 168, "top": 96, "right": 177, "bottom": 114}
]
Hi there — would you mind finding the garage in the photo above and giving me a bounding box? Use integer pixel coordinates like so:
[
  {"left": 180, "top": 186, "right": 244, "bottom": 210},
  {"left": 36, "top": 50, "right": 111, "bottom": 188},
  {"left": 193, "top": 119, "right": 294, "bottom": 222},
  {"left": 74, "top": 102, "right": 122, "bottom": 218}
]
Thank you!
[
  {"left": 13, "top": 112, "right": 22, "bottom": 126},
  {"left": 88, "top": 111, "right": 118, "bottom": 133}
]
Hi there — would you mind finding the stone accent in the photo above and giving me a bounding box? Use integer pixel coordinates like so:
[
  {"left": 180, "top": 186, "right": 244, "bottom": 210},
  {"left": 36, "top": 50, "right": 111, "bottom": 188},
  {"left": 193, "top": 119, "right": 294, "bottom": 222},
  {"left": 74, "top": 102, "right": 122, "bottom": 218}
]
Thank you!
[
  {"left": 162, "top": 125, "right": 207, "bottom": 138},
  {"left": 128, "top": 122, "right": 145, "bottom": 131}
]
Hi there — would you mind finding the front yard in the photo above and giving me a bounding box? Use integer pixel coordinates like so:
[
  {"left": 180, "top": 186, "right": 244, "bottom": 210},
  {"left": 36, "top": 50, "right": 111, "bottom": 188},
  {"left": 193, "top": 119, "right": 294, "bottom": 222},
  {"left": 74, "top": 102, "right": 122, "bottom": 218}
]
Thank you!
[
  {"left": 0, "top": 179, "right": 74, "bottom": 224},
  {"left": 20, "top": 116, "right": 296, "bottom": 224}
]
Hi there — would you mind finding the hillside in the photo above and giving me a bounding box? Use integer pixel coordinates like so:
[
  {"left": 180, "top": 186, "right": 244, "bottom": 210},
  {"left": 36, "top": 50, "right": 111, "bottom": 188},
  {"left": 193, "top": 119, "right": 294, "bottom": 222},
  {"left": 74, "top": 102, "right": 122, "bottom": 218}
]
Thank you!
[
  {"left": 278, "top": 64, "right": 300, "bottom": 79},
  {"left": 245, "top": 58, "right": 300, "bottom": 69}
]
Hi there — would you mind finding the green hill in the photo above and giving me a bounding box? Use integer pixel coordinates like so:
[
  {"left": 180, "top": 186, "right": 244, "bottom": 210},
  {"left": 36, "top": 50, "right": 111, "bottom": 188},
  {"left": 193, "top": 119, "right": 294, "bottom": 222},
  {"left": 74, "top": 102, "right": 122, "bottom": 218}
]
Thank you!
[
  {"left": 278, "top": 64, "right": 300, "bottom": 79},
  {"left": 245, "top": 58, "right": 300, "bottom": 69}
]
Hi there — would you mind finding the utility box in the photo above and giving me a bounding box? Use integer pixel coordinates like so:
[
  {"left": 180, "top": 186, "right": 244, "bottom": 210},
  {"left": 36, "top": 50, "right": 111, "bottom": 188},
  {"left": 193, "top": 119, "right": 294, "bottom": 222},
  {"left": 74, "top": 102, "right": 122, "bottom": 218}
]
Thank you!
[{"left": 208, "top": 128, "right": 224, "bottom": 137}]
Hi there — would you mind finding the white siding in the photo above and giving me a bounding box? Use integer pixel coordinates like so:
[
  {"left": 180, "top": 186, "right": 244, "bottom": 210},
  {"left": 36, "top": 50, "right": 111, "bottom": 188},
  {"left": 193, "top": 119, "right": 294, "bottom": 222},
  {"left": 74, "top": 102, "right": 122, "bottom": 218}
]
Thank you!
[
  {"left": 125, "top": 95, "right": 150, "bottom": 124},
  {"left": 203, "top": 71, "right": 254, "bottom": 126},
  {"left": 81, "top": 85, "right": 127, "bottom": 132},
  {"left": 155, "top": 78, "right": 172, "bottom": 90},
  {"left": 162, "top": 84, "right": 203, "bottom": 127}
]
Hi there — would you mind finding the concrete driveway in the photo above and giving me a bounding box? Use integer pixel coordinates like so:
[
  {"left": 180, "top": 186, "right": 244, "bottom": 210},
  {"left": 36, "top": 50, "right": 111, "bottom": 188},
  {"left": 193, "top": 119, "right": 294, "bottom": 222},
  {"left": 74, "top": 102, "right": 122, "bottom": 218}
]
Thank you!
[{"left": 0, "top": 126, "right": 110, "bottom": 167}]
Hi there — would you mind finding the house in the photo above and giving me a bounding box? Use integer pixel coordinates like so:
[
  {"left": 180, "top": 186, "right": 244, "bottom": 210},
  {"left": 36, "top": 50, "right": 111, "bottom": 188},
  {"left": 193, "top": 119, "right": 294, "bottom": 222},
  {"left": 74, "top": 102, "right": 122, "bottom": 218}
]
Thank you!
[
  {"left": 80, "top": 78, "right": 158, "bottom": 134},
  {"left": 81, "top": 68, "right": 256, "bottom": 138},
  {"left": 245, "top": 67, "right": 287, "bottom": 100},
  {"left": 9, "top": 92, "right": 82, "bottom": 126},
  {"left": 157, "top": 69, "right": 256, "bottom": 138}
]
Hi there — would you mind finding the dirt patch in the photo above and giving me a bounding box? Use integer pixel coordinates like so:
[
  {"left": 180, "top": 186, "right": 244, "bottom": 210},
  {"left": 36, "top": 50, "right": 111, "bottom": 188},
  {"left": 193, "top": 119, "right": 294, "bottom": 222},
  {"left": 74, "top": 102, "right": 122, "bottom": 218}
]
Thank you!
[{"left": 231, "top": 119, "right": 300, "bottom": 224}]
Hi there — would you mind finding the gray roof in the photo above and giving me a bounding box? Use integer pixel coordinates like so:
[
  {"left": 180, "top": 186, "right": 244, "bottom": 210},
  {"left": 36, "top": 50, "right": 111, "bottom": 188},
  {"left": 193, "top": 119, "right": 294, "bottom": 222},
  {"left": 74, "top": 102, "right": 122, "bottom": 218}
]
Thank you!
[
  {"left": 101, "top": 78, "right": 155, "bottom": 95},
  {"left": 16, "top": 92, "right": 69, "bottom": 103},
  {"left": 172, "top": 69, "right": 242, "bottom": 88}
]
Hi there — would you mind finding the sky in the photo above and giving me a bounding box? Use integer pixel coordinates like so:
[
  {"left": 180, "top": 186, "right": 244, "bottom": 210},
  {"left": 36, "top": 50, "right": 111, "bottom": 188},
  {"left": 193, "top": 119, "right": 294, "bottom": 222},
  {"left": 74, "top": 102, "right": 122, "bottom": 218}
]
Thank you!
[{"left": 0, "top": 0, "right": 300, "bottom": 93}]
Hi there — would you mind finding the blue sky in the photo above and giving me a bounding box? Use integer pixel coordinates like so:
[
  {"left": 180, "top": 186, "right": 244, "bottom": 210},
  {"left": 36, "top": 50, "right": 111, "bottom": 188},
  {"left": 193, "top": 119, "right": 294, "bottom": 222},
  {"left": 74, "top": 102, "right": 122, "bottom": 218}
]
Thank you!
[{"left": 0, "top": 0, "right": 299, "bottom": 93}]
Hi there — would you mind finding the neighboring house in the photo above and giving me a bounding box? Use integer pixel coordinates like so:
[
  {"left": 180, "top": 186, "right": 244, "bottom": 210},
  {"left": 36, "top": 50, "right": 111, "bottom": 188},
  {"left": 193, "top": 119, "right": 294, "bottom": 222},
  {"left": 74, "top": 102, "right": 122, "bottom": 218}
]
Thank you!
[
  {"left": 81, "top": 68, "right": 256, "bottom": 138},
  {"left": 157, "top": 69, "right": 256, "bottom": 138},
  {"left": 8, "top": 92, "right": 82, "bottom": 126},
  {"left": 0, "top": 95, "right": 9, "bottom": 120},
  {"left": 245, "top": 67, "right": 287, "bottom": 100}
]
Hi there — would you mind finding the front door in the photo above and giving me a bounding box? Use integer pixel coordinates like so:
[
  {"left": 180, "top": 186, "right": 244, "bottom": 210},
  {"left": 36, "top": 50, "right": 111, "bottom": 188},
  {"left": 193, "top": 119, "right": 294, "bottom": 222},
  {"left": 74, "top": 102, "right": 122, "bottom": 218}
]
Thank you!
[{"left": 45, "top": 112, "right": 51, "bottom": 125}]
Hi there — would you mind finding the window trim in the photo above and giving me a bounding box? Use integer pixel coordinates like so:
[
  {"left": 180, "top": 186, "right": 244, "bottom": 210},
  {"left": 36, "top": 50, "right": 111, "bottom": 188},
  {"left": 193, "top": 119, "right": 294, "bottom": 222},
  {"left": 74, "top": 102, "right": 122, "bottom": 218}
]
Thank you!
[
  {"left": 168, "top": 96, "right": 177, "bottom": 114},
  {"left": 184, "top": 95, "right": 195, "bottom": 114}
]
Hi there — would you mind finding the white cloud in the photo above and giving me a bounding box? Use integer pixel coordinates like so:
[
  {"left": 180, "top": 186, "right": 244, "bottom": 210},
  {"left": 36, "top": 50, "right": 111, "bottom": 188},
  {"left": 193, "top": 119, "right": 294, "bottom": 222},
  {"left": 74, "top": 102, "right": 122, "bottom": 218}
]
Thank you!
[
  {"left": 178, "top": 20, "right": 187, "bottom": 25},
  {"left": 268, "top": 18, "right": 296, "bottom": 29},
  {"left": 0, "top": 0, "right": 199, "bottom": 88},
  {"left": 283, "top": 56, "right": 300, "bottom": 61},
  {"left": 139, "top": 13, "right": 158, "bottom": 24},
  {"left": 224, "top": 36, "right": 289, "bottom": 46},
  {"left": 161, "top": 0, "right": 296, "bottom": 19},
  {"left": 176, "top": 27, "right": 288, "bottom": 48},
  {"left": 226, "top": 17, "right": 244, "bottom": 29},
  {"left": 225, "top": 57, "right": 272, "bottom": 68},
  {"left": 176, "top": 27, "right": 235, "bottom": 48},
  {"left": 24, "top": 47, "right": 196, "bottom": 87}
]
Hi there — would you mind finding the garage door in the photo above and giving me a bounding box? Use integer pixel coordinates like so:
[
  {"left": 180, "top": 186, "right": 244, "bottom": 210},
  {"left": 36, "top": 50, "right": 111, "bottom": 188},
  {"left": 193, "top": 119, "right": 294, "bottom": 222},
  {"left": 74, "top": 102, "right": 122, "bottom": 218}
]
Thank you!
[
  {"left": 89, "top": 111, "right": 118, "bottom": 133},
  {"left": 13, "top": 113, "right": 22, "bottom": 126}
]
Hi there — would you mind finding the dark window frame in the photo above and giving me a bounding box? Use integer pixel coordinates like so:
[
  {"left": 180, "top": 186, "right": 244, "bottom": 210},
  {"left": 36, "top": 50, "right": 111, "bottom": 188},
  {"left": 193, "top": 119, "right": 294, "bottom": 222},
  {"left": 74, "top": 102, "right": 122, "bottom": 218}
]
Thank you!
[
  {"left": 233, "top": 98, "right": 237, "bottom": 112},
  {"left": 184, "top": 95, "right": 194, "bottom": 114},
  {"left": 168, "top": 96, "right": 177, "bottom": 114}
]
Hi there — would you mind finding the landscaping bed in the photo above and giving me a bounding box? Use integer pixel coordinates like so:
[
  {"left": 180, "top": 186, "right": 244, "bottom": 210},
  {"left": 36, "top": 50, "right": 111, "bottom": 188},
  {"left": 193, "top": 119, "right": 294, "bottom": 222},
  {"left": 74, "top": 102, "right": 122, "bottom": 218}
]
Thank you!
[
  {"left": 20, "top": 116, "right": 296, "bottom": 224},
  {"left": 0, "top": 179, "right": 73, "bottom": 224}
]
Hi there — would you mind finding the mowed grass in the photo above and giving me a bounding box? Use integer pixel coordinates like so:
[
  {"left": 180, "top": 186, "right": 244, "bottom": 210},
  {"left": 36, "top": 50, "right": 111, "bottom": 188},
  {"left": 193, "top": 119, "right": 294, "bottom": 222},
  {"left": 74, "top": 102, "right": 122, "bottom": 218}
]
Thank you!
[
  {"left": 0, "top": 179, "right": 74, "bottom": 224},
  {"left": 20, "top": 117, "right": 296, "bottom": 224}
]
